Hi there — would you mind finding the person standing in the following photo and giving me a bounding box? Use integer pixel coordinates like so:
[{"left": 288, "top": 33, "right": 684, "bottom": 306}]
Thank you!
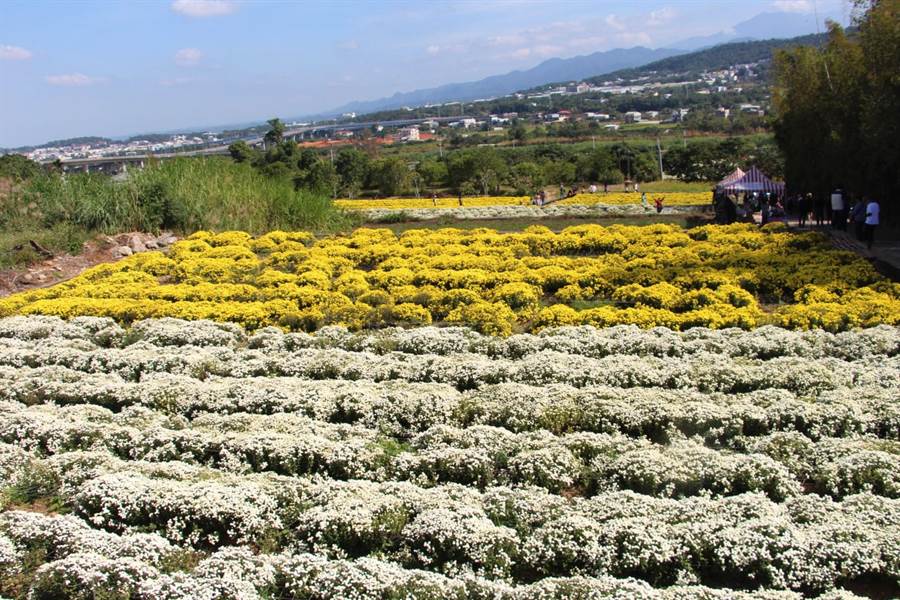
[
  {"left": 432, "top": 192, "right": 438, "bottom": 207},
  {"left": 559, "top": 182, "right": 565, "bottom": 200},
  {"left": 634, "top": 182, "right": 640, "bottom": 193},
  {"left": 797, "top": 193, "right": 809, "bottom": 228},
  {"left": 813, "top": 194, "right": 826, "bottom": 227},
  {"left": 864, "top": 197, "right": 880, "bottom": 250},
  {"left": 831, "top": 188, "right": 846, "bottom": 231},
  {"left": 849, "top": 197, "right": 866, "bottom": 241},
  {"left": 458, "top": 191, "right": 463, "bottom": 207},
  {"left": 654, "top": 197, "right": 664, "bottom": 214},
  {"left": 641, "top": 192, "right": 649, "bottom": 210}
]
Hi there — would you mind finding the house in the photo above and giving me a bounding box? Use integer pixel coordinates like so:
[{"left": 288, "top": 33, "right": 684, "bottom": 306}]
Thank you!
[
  {"left": 624, "top": 111, "right": 642, "bottom": 123},
  {"left": 565, "top": 82, "right": 591, "bottom": 94},
  {"left": 604, "top": 123, "right": 620, "bottom": 131},
  {"left": 421, "top": 119, "right": 439, "bottom": 130},
  {"left": 461, "top": 118, "right": 477, "bottom": 129},
  {"left": 645, "top": 111, "right": 660, "bottom": 119},
  {"left": 716, "top": 107, "right": 730, "bottom": 118},
  {"left": 396, "top": 127, "right": 420, "bottom": 142},
  {"left": 586, "top": 112, "right": 610, "bottom": 120}
]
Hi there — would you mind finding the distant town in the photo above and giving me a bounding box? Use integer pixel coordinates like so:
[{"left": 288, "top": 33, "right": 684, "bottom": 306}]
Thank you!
[{"left": 6, "top": 59, "right": 767, "bottom": 170}]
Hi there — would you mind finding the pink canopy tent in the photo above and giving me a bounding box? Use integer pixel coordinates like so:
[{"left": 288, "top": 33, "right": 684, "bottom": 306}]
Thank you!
[
  {"left": 717, "top": 166, "right": 784, "bottom": 195},
  {"left": 718, "top": 168, "right": 745, "bottom": 187}
]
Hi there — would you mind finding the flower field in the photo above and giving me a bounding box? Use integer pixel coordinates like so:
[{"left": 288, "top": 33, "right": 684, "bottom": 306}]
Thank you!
[
  {"left": 353, "top": 203, "right": 710, "bottom": 223},
  {"left": 336, "top": 192, "right": 708, "bottom": 211},
  {"left": 0, "top": 222, "right": 898, "bottom": 598},
  {"left": 556, "top": 192, "right": 709, "bottom": 206},
  {"left": 0, "top": 316, "right": 898, "bottom": 598},
  {"left": 0, "top": 224, "right": 897, "bottom": 335}
]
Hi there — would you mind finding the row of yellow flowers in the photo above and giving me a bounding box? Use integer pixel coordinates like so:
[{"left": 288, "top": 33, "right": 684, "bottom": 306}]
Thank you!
[
  {"left": 335, "top": 192, "right": 710, "bottom": 211},
  {"left": 1, "top": 224, "right": 896, "bottom": 335}
]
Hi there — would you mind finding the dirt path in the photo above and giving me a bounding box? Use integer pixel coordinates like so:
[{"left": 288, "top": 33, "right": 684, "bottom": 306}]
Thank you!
[{"left": 0, "top": 231, "right": 178, "bottom": 298}]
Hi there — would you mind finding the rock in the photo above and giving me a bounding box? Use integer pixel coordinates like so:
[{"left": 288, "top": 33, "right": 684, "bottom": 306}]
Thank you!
[
  {"left": 157, "top": 234, "right": 178, "bottom": 246},
  {"left": 145, "top": 240, "right": 159, "bottom": 250},
  {"left": 22, "top": 273, "right": 34, "bottom": 284},
  {"left": 114, "top": 246, "right": 133, "bottom": 257},
  {"left": 128, "top": 235, "right": 147, "bottom": 253}
]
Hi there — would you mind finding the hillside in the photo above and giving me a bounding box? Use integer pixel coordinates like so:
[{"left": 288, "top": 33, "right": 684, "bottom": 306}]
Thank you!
[
  {"left": 594, "top": 32, "right": 828, "bottom": 81},
  {"left": 328, "top": 46, "right": 684, "bottom": 116}
]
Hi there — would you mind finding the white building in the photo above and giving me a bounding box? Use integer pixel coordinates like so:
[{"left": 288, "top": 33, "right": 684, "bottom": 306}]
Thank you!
[
  {"left": 644, "top": 111, "right": 660, "bottom": 119},
  {"left": 624, "top": 111, "right": 642, "bottom": 123},
  {"left": 586, "top": 112, "right": 610, "bottom": 120},
  {"left": 396, "top": 127, "right": 420, "bottom": 142},
  {"left": 604, "top": 123, "right": 620, "bottom": 131}
]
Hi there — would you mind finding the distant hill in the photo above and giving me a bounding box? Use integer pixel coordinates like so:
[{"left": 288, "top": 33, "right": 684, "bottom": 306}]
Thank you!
[
  {"left": 2, "top": 136, "right": 113, "bottom": 154},
  {"left": 673, "top": 11, "right": 839, "bottom": 51},
  {"left": 591, "top": 32, "right": 828, "bottom": 82},
  {"left": 327, "top": 46, "right": 685, "bottom": 117}
]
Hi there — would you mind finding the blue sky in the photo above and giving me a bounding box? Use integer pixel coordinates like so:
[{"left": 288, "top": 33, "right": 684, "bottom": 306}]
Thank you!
[{"left": 1, "top": 0, "right": 849, "bottom": 147}]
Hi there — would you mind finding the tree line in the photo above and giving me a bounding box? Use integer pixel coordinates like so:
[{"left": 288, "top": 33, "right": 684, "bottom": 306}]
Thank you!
[
  {"left": 772, "top": 0, "right": 898, "bottom": 220},
  {"left": 228, "top": 119, "right": 782, "bottom": 197}
]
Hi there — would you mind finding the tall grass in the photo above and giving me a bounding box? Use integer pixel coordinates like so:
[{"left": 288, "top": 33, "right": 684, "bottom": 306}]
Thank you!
[{"left": 0, "top": 157, "right": 356, "bottom": 237}]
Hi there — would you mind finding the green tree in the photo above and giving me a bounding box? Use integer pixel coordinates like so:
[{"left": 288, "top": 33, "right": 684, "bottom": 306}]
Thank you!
[
  {"left": 416, "top": 158, "right": 448, "bottom": 192},
  {"left": 511, "top": 161, "right": 545, "bottom": 195},
  {"left": 334, "top": 148, "right": 369, "bottom": 197},
  {"left": 228, "top": 140, "right": 256, "bottom": 164},
  {"left": 0, "top": 154, "right": 42, "bottom": 181},
  {"left": 773, "top": 1, "right": 898, "bottom": 219},
  {"left": 264, "top": 118, "right": 285, "bottom": 148},
  {"left": 370, "top": 157, "right": 410, "bottom": 196}
]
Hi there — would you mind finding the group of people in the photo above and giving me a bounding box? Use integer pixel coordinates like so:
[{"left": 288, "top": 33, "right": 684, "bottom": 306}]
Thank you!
[{"left": 712, "top": 187, "right": 881, "bottom": 250}]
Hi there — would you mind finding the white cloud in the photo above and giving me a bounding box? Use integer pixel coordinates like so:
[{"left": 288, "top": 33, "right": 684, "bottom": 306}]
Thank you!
[
  {"left": 772, "top": 0, "right": 813, "bottom": 13},
  {"left": 175, "top": 47, "right": 203, "bottom": 66},
  {"left": 426, "top": 44, "right": 440, "bottom": 55},
  {"left": 171, "top": 0, "right": 236, "bottom": 18},
  {"left": 0, "top": 45, "right": 32, "bottom": 60},
  {"left": 604, "top": 14, "right": 626, "bottom": 31},
  {"left": 648, "top": 7, "right": 677, "bottom": 26},
  {"left": 510, "top": 48, "right": 531, "bottom": 59},
  {"left": 615, "top": 31, "right": 653, "bottom": 46},
  {"left": 488, "top": 34, "right": 526, "bottom": 47},
  {"left": 337, "top": 39, "right": 359, "bottom": 50},
  {"left": 45, "top": 73, "right": 104, "bottom": 86}
]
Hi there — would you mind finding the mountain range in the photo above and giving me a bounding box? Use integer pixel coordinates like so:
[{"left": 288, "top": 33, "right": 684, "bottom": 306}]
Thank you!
[{"left": 325, "top": 11, "right": 841, "bottom": 118}]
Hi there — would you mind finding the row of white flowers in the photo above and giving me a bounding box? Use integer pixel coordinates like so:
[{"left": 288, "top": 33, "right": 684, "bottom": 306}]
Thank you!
[
  {"left": 2, "top": 365, "right": 897, "bottom": 442},
  {"left": 2, "top": 402, "right": 896, "bottom": 500},
  {"left": 2, "top": 316, "right": 898, "bottom": 360},
  {"left": 357, "top": 203, "right": 709, "bottom": 222},
  {"left": 3, "top": 447, "right": 898, "bottom": 595},
  {"left": 1, "top": 337, "right": 896, "bottom": 396},
  {"left": 0, "top": 520, "right": 872, "bottom": 599}
]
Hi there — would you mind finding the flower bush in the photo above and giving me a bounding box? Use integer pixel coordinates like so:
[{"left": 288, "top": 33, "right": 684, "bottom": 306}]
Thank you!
[{"left": 1, "top": 224, "right": 897, "bottom": 334}]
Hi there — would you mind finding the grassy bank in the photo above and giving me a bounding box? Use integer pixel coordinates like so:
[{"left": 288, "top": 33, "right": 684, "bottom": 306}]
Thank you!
[{"left": 0, "top": 158, "right": 357, "bottom": 268}]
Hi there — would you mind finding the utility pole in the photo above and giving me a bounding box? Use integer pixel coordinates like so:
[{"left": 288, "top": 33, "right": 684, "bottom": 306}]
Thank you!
[
  {"left": 592, "top": 135, "right": 595, "bottom": 150},
  {"left": 656, "top": 136, "right": 664, "bottom": 179}
]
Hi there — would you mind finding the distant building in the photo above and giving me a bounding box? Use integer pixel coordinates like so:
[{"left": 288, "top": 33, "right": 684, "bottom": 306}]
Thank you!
[
  {"left": 421, "top": 119, "right": 439, "bottom": 130},
  {"left": 716, "top": 107, "right": 730, "bottom": 118},
  {"left": 644, "top": 110, "right": 660, "bottom": 119},
  {"left": 586, "top": 112, "right": 610, "bottom": 120},
  {"left": 624, "top": 111, "right": 642, "bottom": 123},
  {"left": 565, "top": 82, "right": 591, "bottom": 94},
  {"left": 396, "top": 126, "right": 420, "bottom": 142},
  {"left": 604, "top": 123, "right": 620, "bottom": 131}
]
